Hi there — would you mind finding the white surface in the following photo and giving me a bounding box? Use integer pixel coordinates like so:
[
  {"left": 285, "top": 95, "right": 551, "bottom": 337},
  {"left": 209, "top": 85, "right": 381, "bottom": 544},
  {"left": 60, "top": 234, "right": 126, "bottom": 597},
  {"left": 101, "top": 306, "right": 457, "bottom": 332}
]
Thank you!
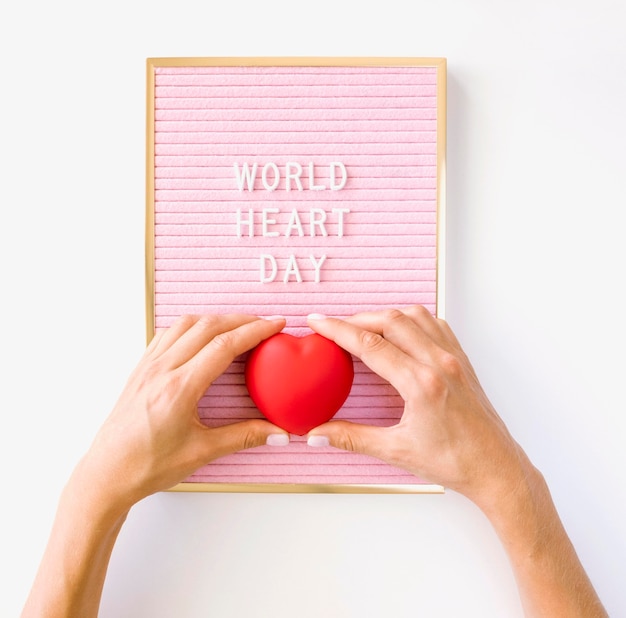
[{"left": 1, "top": 1, "right": 625, "bottom": 616}]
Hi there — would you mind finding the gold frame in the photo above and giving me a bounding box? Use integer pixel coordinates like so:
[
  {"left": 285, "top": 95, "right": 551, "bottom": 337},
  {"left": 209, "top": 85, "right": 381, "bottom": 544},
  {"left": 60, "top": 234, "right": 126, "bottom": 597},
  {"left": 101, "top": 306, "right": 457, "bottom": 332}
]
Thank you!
[{"left": 146, "top": 57, "right": 446, "bottom": 494}]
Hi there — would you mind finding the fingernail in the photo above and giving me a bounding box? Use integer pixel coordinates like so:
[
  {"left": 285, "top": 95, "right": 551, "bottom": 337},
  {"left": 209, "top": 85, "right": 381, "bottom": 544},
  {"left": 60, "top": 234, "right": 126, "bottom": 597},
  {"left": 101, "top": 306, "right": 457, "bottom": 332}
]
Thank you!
[
  {"left": 266, "top": 433, "right": 290, "bottom": 446},
  {"left": 307, "top": 435, "right": 330, "bottom": 448},
  {"left": 263, "top": 315, "right": 286, "bottom": 321},
  {"left": 307, "top": 313, "right": 328, "bottom": 321}
]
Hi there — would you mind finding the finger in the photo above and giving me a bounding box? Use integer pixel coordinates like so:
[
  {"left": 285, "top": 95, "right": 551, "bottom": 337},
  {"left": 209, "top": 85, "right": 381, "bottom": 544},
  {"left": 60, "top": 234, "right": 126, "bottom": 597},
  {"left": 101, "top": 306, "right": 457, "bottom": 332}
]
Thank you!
[
  {"left": 307, "top": 315, "right": 419, "bottom": 400},
  {"left": 161, "top": 314, "right": 267, "bottom": 370},
  {"left": 146, "top": 314, "right": 200, "bottom": 359},
  {"left": 351, "top": 308, "right": 437, "bottom": 361},
  {"left": 402, "top": 305, "right": 454, "bottom": 347},
  {"left": 346, "top": 305, "right": 437, "bottom": 335},
  {"left": 199, "top": 419, "right": 289, "bottom": 462},
  {"left": 127, "top": 327, "right": 171, "bottom": 383},
  {"left": 346, "top": 306, "right": 452, "bottom": 361},
  {"left": 144, "top": 327, "right": 167, "bottom": 356},
  {"left": 389, "top": 308, "right": 475, "bottom": 380},
  {"left": 307, "top": 420, "right": 401, "bottom": 467},
  {"left": 434, "top": 317, "right": 467, "bottom": 355},
  {"left": 184, "top": 317, "right": 286, "bottom": 400}
]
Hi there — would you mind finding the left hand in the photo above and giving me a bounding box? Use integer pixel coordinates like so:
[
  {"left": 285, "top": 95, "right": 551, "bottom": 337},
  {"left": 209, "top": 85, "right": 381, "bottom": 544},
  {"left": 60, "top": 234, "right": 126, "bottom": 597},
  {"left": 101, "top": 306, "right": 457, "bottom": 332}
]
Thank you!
[{"left": 72, "top": 314, "right": 288, "bottom": 514}]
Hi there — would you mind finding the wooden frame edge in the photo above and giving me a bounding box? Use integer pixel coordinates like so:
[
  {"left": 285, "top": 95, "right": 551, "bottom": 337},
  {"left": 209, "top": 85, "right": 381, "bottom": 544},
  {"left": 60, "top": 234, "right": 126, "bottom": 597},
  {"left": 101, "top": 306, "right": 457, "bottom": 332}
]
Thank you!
[
  {"left": 147, "top": 56, "right": 447, "bottom": 68},
  {"left": 167, "top": 482, "right": 445, "bottom": 494},
  {"left": 145, "top": 57, "right": 447, "bottom": 494},
  {"left": 145, "top": 58, "right": 156, "bottom": 344}
]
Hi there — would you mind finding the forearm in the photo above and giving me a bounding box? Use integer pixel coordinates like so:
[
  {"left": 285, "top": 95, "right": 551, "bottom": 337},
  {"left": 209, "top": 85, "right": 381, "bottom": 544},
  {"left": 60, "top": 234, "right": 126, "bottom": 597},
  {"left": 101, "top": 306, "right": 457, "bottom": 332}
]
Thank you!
[
  {"left": 21, "top": 468, "right": 130, "bottom": 618},
  {"left": 307, "top": 309, "right": 607, "bottom": 615},
  {"left": 21, "top": 315, "right": 288, "bottom": 617},
  {"left": 478, "top": 455, "right": 607, "bottom": 617}
]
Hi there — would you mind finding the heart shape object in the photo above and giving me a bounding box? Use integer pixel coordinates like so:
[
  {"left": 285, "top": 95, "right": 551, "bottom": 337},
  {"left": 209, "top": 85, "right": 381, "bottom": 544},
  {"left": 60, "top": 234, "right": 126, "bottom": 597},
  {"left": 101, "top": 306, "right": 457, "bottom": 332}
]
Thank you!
[{"left": 245, "top": 333, "right": 354, "bottom": 435}]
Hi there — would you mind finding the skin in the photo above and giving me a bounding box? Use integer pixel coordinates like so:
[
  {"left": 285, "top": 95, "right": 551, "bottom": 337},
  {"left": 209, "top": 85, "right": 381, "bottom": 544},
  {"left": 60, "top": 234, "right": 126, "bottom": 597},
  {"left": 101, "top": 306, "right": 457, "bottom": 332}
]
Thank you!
[
  {"left": 21, "top": 307, "right": 607, "bottom": 617},
  {"left": 306, "top": 306, "right": 607, "bottom": 618},
  {"left": 21, "top": 314, "right": 289, "bottom": 618}
]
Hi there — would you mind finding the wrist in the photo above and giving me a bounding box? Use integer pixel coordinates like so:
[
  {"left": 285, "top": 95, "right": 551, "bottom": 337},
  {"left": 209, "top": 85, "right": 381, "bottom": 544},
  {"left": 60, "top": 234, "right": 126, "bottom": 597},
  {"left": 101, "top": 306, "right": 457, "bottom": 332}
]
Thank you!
[
  {"left": 64, "top": 455, "right": 135, "bottom": 527},
  {"left": 480, "top": 450, "right": 545, "bottom": 519},
  {"left": 467, "top": 445, "right": 550, "bottom": 541}
]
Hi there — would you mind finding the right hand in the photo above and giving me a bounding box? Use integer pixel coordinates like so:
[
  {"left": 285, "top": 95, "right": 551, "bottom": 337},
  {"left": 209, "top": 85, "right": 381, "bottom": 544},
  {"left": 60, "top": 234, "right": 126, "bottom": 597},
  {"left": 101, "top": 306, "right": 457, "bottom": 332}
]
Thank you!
[{"left": 306, "top": 306, "right": 531, "bottom": 507}]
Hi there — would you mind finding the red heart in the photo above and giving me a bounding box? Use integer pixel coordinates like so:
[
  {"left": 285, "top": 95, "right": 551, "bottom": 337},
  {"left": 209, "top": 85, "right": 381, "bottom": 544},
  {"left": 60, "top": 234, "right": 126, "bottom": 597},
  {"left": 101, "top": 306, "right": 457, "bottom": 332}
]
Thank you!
[{"left": 245, "top": 333, "right": 354, "bottom": 435}]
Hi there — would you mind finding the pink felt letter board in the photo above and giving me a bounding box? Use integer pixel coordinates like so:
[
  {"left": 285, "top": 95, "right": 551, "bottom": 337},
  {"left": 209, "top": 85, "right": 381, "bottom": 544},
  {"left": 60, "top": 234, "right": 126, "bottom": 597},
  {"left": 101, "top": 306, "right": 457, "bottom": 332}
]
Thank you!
[{"left": 146, "top": 57, "right": 446, "bottom": 493}]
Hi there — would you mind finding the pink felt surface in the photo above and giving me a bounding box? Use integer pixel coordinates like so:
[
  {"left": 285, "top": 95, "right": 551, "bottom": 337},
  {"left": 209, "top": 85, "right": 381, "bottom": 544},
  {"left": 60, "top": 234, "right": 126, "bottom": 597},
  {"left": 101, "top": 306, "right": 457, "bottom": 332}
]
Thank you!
[{"left": 152, "top": 65, "right": 442, "bottom": 487}]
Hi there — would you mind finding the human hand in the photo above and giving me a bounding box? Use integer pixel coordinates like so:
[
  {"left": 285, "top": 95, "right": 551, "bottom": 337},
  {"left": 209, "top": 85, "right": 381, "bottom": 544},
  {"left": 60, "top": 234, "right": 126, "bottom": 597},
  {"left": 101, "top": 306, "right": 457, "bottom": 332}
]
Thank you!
[
  {"left": 306, "top": 306, "right": 529, "bottom": 508},
  {"left": 73, "top": 314, "right": 288, "bottom": 515},
  {"left": 306, "top": 307, "right": 609, "bottom": 616}
]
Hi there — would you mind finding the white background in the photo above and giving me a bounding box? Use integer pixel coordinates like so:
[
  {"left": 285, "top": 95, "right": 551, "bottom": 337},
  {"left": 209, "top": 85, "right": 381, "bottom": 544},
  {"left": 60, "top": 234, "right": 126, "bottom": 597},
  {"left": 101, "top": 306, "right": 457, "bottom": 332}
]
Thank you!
[{"left": 1, "top": 1, "right": 625, "bottom": 616}]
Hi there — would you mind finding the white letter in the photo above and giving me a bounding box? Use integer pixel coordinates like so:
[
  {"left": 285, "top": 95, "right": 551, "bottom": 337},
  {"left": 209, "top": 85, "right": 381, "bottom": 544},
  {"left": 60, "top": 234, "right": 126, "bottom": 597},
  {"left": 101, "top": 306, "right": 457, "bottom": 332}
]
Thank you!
[
  {"left": 233, "top": 162, "right": 258, "bottom": 191},
  {"left": 285, "top": 162, "right": 303, "bottom": 191},
  {"left": 261, "top": 162, "right": 280, "bottom": 191},
  {"left": 260, "top": 254, "right": 277, "bottom": 283},
  {"left": 332, "top": 208, "right": 350, "bottom": 237},
  {"left": 262, "top": 208, "right": 280, "bottom": 237},
  {"left": 308, "top": 162, "right": 325, "bottom": 191},
  {"left": 309, "top": 208, "right": 328, "bottom": 237},
  {"left": 283, "top": 254, "right": 302, "bottom": 283},
  {"left": 284, "top": 208, "right": 304, "bottom": 237},
  {"left": 236, "top": 208, "right": 254, "bottom": 237},
  {"left": 329, "top": 162, "right": 347, "bottom": 190},
  {"left": 309, "top": 254, "right": 327, "bottom": 283}
]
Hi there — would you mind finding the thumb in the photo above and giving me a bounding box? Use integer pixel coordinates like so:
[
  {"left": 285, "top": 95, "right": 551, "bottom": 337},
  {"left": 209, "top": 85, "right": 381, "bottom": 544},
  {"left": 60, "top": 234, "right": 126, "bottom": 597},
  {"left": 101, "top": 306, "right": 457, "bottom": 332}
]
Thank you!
[
  {"left": 203, "top": 419, "right": 290, "bottom": 461},
  {"left": 307, "top": 420, "right": 392, "bottom": 462}
]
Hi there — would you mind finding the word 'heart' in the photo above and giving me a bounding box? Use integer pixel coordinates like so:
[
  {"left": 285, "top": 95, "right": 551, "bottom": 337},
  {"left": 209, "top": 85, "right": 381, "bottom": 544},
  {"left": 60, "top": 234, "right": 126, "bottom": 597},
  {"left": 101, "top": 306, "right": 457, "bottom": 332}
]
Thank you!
[{"left": 245, "top": 333, "right": 354, "bottom": 435}]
